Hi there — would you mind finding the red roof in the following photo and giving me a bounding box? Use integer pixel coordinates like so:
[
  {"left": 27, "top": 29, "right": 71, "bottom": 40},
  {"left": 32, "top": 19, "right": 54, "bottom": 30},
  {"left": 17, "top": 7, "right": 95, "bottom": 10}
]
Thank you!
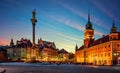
[
  {"left": 77, "top": 32, "right": 120, "bottom": 51},
  {"left": 92, "top": 35, "right": 109, "bottom": 46}
]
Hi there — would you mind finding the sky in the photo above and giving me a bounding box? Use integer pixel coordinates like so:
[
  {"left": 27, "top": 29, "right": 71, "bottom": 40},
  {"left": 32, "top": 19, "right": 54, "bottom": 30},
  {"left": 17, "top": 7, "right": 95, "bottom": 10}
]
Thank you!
[{"left": 0, "top": 0, "right": 120, "bottom": 53}]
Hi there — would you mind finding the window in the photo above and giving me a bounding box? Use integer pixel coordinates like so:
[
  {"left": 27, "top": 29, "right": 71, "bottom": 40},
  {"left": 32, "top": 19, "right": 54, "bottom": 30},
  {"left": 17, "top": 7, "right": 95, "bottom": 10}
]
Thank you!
[
  {"left": 118, "top": 52, "right": 120, "bottom": 56},
  {"left": 108, "top": 53, "right": 110, "bottom": 56},
  {"left": 108, "top": 45, "right": 110, "bottom": 47},
  {"left": 117, "top": 44, "right": 119, "bottom": 47},
  {"left": 109, "top": 37, "right": 112, "bottom": 40},
  {"left": 104, "top": 60, "right": 107, "bottom": 65},
  {"left": 105, "top": 53, "right": 106, "bottom": 56},
  {"left": 99, "top": 60, "right": 101, "bottom": 65},
  {"left": 101, "top": 54, "right": 103, "bottom": 57},
  {"left": 101, "top": 47, "right": 103, "bottom": 49},
  {"left": 98, "top": 54, "right": 99, "bottom": 57},
  {"left": 105, "top": 46, "right": 106, "bottom": 48}
]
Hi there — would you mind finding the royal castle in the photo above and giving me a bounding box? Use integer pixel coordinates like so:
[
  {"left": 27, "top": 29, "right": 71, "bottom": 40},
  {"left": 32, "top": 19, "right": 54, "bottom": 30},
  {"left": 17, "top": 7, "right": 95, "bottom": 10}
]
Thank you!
[{"left": 75, "top": 13, "right": 120, "bottom": 66}]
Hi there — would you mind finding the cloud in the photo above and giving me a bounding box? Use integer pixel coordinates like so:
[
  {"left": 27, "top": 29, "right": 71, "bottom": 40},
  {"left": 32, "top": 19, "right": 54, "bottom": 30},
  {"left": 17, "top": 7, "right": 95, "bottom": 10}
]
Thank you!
[
  {"left": 92, "top": 16, "right": 109, "bottom": 30},
  {"left": 92, "top": 0, "right": 120, "bottom": 23},
  {"left": 40, "top": 25, "right": 82, "bottom": 43},
  {"left": 47, "top": 14, "right": 104, "bottom": 36},
  {"left": 94, "top": 31, "right": 104, "bottom": 36},
  {"left": 0, "top": 38, "right": 9, "bottom": 46},
  {"left": 54, "top": 1, "right": 108, "bottom": 34},
  {"left": 52, "top": 15, "right": 85, "bottom": 31},
  {"left": 58, "top": 1, "right": 87, "bottom": 20},
  {"left": 56, "top": 32, "right": 83, "bottom": 44},
  {"left": 58, "top": 1, "right": 107, "bottom": 29},
  {"left": 55, "top": 42, "right": 75, "bottom": 52}
]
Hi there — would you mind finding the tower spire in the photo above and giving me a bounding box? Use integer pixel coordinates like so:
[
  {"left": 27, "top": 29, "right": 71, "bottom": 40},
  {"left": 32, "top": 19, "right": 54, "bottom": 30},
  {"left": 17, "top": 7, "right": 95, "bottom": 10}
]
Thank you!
[
  {"left": 10, "top": 38, "right": 14, "bottom": 47},
  {"left": 112, "top": 20, "right": 115, "bottom": 28},
  {"left": 86, "top": 10, "right": 93, "bottom": 29},
  {"left": 110, "top": 20, "right": 117, "bottom": 33},
  {"left": 75, "top": 44, "right": 78, "bottom": 51},
  {"left": 88, "top": 10, "right": 90, "bottom": 21}
]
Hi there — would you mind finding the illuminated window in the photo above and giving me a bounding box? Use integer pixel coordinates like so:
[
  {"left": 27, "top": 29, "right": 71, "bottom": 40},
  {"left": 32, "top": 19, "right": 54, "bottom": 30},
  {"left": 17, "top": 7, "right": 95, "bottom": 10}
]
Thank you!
[
  {"left": 98, "top": 54, "right": 99, "bottom": 57},
  {"left": 105, "top": 46, "right": 106, "bottom": 48},
  {"left": 104, "top": 60, "right": 107, "bottom": 65},
  {"left": 101, "top": 54, "right": 103, "bottom": 57},
  {"left": 101, "top": 47, "right": 103, "bottom": 49},
  {"left": 99, "top": 60, "right": 101, "bottom": 65},
  {"left": 117, "top": 44, "right": 119, "bottom": 47},
  {"left": 110, "top": 37, "right": 112, "bottom": 40},
  {"left": 108, "top": 53, "right": 110, "bottom": 56},
  {"left": 105, "top": 53, "right": 106, "bottom": 56}
]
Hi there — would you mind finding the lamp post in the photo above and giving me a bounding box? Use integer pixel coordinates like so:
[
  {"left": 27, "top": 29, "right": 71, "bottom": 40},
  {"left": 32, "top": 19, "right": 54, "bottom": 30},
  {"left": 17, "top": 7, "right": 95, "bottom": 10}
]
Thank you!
[
  {"left": 111, "top": 41, "right": 113, "bottom": 65},
  {"left": 84, "top": 46, "right": 86, "bottom": 65}
]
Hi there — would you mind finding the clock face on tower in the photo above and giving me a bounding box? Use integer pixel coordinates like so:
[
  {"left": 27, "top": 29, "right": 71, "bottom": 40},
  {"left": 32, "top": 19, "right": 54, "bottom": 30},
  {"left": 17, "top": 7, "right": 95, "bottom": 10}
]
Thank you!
[
  {"left": 84, "top": 29, "right": 94, "bottom": 39},
  {"left": 89, "top": 32, "right": 93, "bottom": 35},
  {"left": 85, "top": 31, "right": 93, "bottom": 36}
]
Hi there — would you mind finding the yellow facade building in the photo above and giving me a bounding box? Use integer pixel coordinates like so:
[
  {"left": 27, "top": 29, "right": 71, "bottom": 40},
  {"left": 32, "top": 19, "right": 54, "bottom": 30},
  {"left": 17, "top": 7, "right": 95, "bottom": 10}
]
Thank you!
[
  {"left": 37, "top": 38, "right": 58, "bottom": 62},
  {"left": 75, "top": 13, "right": 120, "bottom": 66}
]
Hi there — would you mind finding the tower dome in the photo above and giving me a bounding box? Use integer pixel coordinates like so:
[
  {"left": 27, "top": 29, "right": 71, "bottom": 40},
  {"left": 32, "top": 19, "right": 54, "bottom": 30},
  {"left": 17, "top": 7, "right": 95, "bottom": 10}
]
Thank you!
[
  {"left": 110, "top": 20, "right": 117, "bottom": 33},
  {"left": 85, "top": 11, "right": 93, "bottom": 29}
]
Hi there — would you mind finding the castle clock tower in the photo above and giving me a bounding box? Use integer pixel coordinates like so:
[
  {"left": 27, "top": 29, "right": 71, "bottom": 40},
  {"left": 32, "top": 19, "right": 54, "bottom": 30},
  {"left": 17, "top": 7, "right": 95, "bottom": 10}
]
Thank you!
[{"left": 84, "top": 12, "right": 94, "bottom": 48}]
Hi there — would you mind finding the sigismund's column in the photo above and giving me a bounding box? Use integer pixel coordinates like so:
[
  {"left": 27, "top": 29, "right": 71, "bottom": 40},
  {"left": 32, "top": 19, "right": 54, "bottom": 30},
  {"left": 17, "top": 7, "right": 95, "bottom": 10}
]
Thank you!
[{"left": 31, "top": 10, "right": 37, "bottom": 46}]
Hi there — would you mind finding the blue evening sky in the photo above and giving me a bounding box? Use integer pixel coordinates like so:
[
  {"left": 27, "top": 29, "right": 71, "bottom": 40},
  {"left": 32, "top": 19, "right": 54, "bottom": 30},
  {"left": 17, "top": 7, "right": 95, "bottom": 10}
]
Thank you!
[{"left": 0, "top": 0, "right": 120, "bottom": 53}]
